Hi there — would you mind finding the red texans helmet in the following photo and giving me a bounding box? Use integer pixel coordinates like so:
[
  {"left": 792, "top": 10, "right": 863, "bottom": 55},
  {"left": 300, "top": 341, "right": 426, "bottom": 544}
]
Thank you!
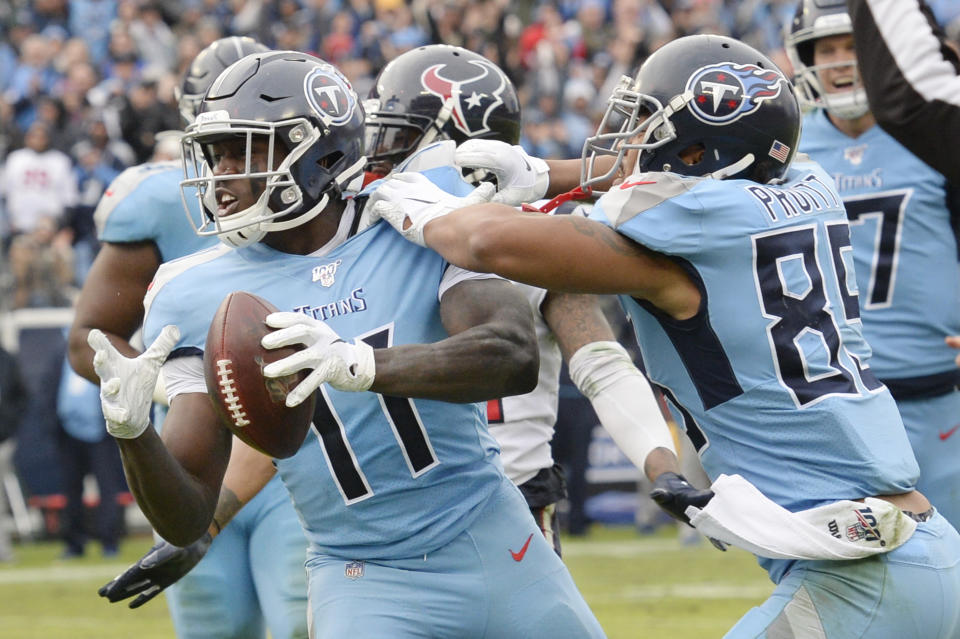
[
  {"left": 582, "top": 34, "right": 801, "bottom": 188},
  {"left": 364, "top": 45, "right": 521, "bottom": 175}
]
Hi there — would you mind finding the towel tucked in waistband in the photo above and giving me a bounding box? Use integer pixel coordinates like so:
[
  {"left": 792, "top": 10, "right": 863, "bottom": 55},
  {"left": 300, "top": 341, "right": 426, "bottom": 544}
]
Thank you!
[{"left": 685, "top": 474, "right": 919, "bottom": 561}]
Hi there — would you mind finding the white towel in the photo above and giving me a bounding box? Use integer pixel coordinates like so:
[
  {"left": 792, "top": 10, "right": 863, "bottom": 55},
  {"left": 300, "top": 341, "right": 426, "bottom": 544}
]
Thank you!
[{"left": 686, "top": 474, "right": 918, "bottom": 560}]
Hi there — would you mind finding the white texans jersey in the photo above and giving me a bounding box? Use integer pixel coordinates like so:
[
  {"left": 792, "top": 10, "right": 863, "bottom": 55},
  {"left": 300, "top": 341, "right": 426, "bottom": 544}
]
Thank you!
[{"left": 487, "top": 282, "right": 562, "bottom": 485}]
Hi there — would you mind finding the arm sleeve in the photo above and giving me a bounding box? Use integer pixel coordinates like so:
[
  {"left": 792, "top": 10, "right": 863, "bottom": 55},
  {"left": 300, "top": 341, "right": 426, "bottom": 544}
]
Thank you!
[
  {"left": 568, "top": 341, "right": 676, "bottom": 470},
  {"left": 848, "top": 0, "right": 960, "bottom": 181}
]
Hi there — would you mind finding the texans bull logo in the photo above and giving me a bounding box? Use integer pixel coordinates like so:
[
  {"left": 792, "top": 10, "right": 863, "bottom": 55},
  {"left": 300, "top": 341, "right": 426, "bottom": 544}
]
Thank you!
[
  {"left": 420, "top": 60, "right": 508, "bottom": 138},
  {"left": 686, "top": 62, "right": 786, "bottom": 125}
]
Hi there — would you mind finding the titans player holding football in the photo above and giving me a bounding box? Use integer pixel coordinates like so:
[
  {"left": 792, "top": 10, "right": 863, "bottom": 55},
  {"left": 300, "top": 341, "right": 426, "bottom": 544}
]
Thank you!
[
  {"left": 370, "top": 35, "right": 960, "bottom": 638},
  {"left": 68, "top": 38, "right": 311, "bottom": 639},
  {"left": 787, "top": 0, "right": 960, "bottom": 530},
  {"left": 86, "top": 51, "right": 605, "bottom": 638}
]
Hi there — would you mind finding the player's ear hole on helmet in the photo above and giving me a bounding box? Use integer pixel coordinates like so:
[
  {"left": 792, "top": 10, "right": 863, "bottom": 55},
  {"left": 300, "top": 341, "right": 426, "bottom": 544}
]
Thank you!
[
  {"left": 318, "top": 151, "right": 343, "bottom": 171},
  {"left": 678, "top": 143, "right": 705, "bottom": 167}
]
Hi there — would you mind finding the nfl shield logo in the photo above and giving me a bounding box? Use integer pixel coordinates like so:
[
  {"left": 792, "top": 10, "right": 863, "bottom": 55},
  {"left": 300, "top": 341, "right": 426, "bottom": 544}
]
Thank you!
[{"left": 345, "top": 560, "right": 364, "bottom": 580}]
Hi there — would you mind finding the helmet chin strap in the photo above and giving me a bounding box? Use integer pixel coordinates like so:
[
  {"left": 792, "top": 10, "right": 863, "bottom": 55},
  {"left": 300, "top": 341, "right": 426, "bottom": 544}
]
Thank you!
[
  {"left": 706, "top": 153, "right": 756, "bottom": 180},
  {"left": 823, "top": 89, "right": 870, "bottom": 120},
  {"left": 220, "top": 226, "right": 265, "bottom": 249}
]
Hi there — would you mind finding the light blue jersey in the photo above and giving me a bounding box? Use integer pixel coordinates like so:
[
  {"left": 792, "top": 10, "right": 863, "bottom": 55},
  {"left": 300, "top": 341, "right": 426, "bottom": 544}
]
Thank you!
[
  {"left": 96, "top": 159, "right": 307, "bottom": 639},
  {"left": 145, "top": 185, "right": 604, "bottom": 638},
  {"left": 801, "top": 110, "right": 960, "bottom": 529},
  {"left": 589, "top": 164, "right": 960, "bottom": 638},
  {"left": 590, "top": 162, "right": 918, "bottom": 516},
  {"left": 145, "top": 216, "right": 504, "bottom": 560},
  {"left": 801, "top": 110, "right": 960, "bottom": 391},
  {"left": 94, "top": 161, "right": 215, "bottom": 261}
]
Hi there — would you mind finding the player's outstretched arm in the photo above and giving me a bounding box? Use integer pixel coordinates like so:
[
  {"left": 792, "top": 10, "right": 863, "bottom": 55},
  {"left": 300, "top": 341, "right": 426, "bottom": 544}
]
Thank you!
[
  {"left": 453, "top": 139, "right": 618, "bottom": 204},
  {"left": 376, "top": 276, "right": 540, "bottom": 402},
  {"left": 387, "top": 197, "right": 700, "bottom": 321},
  {"left": 68, "top": 242, "right": 161, "bottom": 383},
  {"left": 263, "top": 278, "right": 539, "bottom": 404},
  {"left": 543, "top": 291, "right": 678, "bottom": 477},
  {"left": 540, "top": 280, "right": 717, "bottom": 532}
]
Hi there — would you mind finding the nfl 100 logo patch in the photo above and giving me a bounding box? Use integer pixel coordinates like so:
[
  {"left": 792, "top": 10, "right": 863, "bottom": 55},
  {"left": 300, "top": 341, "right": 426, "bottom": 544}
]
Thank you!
[
  {"left": 312, "top": 260, "right": 342, "bottom": 287},
  {"left": 345, "top": 560, "right": 365, "bottom": 579},
  {"left": 845, "top": 507, "right": 885, "bottom": 545}
]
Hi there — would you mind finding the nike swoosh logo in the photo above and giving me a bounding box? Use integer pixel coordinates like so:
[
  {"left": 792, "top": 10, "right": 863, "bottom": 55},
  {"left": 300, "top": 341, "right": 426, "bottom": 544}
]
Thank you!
[
  {"left": 619, "top": 180, "right": 656, "bottom": 190},
  {"left": 939, "top": 424, "right": 960, "bottom": 441},
  {"left": 509, "top": 533, "right": 534, "bottom": 562},
  {"left": 405, "top": 197, "right": 436, "bottom": 204}
]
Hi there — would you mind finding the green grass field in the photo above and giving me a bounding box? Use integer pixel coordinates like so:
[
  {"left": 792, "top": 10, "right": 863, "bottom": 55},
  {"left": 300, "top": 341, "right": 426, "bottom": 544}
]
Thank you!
[{"left": 0, "top": 526, "right": 771, "bottom": 638}]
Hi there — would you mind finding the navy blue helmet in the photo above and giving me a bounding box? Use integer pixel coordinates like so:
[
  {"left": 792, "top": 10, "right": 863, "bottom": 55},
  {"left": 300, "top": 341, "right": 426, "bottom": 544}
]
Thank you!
[
  {"left": 180, "top": 51, "right": 366, "bottom": 248},
  {"left": 176, "top": 36, "right": 270, "bottom": 125},
  {"left": 583, "top": 34, "right": 801, "bottom": 188}
]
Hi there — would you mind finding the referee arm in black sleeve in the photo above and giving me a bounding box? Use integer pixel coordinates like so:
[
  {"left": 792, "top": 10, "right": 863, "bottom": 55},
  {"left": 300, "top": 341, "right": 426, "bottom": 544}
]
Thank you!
[{"left": 847, "top": 0, "right": 960, "bottom": 182}]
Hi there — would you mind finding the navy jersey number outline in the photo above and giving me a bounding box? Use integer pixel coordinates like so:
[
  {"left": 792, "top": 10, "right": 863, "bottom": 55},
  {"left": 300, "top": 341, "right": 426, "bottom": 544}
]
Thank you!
[
  {"left": 753, "top": 223, "right": 882, "bottom": 408},
  {"left": 310, "top": 324, "right": 439, "bottom": 504},
  {"left": 842, "top": 190, "right": 911, "bottom": 309}
]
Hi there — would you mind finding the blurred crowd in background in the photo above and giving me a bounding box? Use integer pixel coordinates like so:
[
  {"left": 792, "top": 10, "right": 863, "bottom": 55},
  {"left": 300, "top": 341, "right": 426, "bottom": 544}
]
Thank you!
[{"left": 1, "top": 0, "right": 960, "bottom": 309}]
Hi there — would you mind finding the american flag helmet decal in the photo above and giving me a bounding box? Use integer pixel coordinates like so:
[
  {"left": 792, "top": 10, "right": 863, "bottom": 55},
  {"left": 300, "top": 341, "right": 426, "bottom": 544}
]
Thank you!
[{"left": 769, "top": 140, "right": 791, "bottom": 163}]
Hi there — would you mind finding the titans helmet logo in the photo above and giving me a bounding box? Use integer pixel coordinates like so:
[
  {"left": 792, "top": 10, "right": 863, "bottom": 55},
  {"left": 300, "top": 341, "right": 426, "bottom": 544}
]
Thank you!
[
  {"left": 304, "top": 65, "right": 358, "bottom": 127},
  {"left": 420, "top": 60, "right": 507, "bottom": 138},
  {"left": 686, "top": 63, "right": 786, "bottom": 125}
]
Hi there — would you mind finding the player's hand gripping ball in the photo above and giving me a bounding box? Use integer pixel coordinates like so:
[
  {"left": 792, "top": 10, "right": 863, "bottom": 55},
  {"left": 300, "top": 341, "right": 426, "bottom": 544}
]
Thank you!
[{"left": 203, "top": 291, "right": 316, "bottom": 458}]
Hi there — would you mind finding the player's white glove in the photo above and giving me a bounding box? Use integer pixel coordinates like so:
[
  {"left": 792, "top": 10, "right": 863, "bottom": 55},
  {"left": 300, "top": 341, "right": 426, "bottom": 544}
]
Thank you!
[
  {"left": 367, "top": 172, "right": 496, "bottom": 246},
  {"left": 88, "top": 325, "right": 180, "bottom": 439},
  {"left": 261, "top": 312, "right": 375, "bottom": 405},
  {"left": 454, "top": 139, "right": 550, "bottom": 206}
]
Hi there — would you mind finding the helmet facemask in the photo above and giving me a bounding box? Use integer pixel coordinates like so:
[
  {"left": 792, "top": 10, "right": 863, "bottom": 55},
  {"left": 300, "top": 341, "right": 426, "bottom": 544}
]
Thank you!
[
  {"left": 174, "top": 85, "right": 204, "bottom": 127},
  {"left": 581, "top": 75, "right": 681, "bottom": 192},
  {"left": 794, "top": 54, "right": 869, "bottom": 120},
  {"left": 181, "top": 115, "right": 362, "bottom": 249},
  {"left": 362, "top": 98, "right": 436, "bottom": 176}
]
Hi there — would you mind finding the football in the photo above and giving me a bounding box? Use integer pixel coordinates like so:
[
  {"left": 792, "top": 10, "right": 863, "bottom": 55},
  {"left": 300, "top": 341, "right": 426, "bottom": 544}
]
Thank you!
[{"left": 203, "top": 291, "right": 316, "bottom": 459}]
